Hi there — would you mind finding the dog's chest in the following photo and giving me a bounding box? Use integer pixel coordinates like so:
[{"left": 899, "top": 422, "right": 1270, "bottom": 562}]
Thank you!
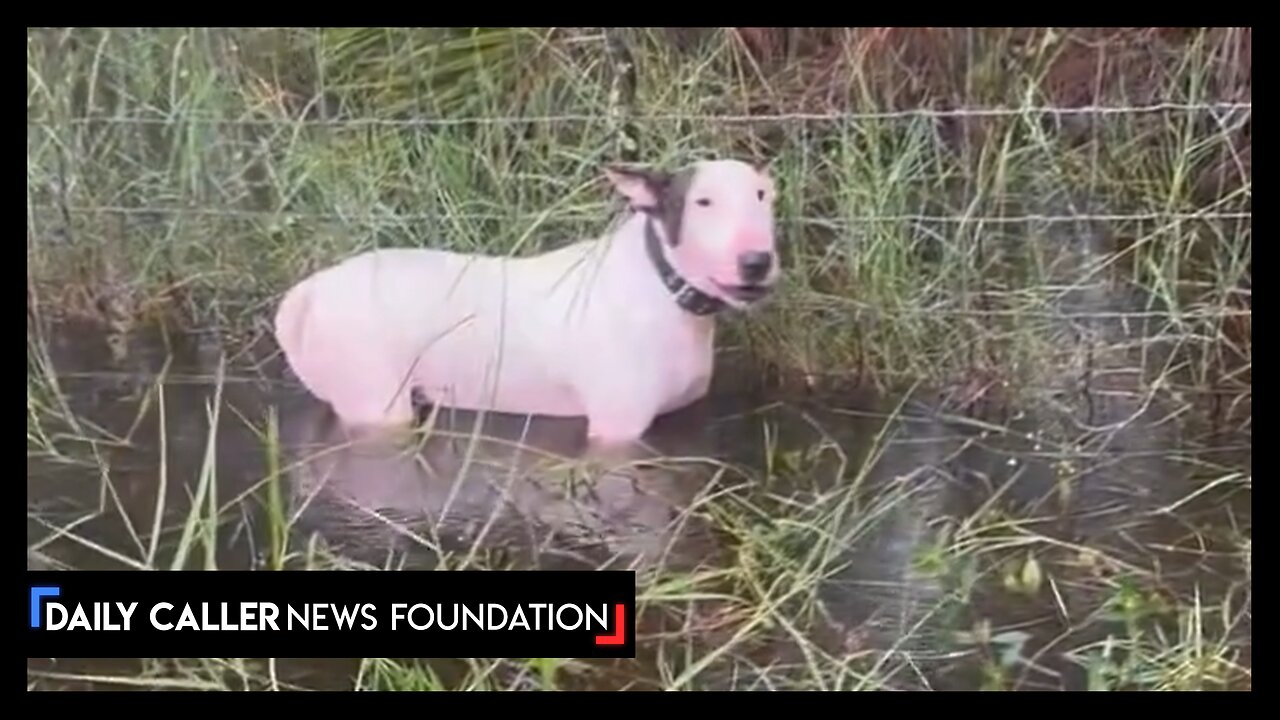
[{"left": 652, "top": 321, "right": 714, "bottom": 410}]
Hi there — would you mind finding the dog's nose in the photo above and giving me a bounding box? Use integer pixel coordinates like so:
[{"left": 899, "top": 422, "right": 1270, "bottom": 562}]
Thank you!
[{"left": 737, "top": 251, "right": 773, "bottom": 283}]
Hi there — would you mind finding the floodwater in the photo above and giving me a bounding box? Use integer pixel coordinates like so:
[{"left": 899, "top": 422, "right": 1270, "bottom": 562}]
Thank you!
[{"left": 26, "top": 309, "right": 1250, "bottom": 691}]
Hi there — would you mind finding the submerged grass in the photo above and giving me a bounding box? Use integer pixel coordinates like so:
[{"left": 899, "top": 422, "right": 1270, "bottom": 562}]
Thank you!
[
  {"left": 25, "top": 378, "right": 1252, "bottom": 690},
  {"left": 27, "top": 27, "right": 1249, "bottom": 691},
  {"left": 25, "top": 341, "right": 1251, "bottom": 690}
]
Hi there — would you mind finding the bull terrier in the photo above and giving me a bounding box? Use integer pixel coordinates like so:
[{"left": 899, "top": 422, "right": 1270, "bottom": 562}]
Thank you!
[{"left": 273, "top": 158, "right": 780, "bottom": 449}]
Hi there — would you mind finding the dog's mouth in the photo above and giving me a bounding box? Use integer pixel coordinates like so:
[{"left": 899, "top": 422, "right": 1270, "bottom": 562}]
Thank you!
[{"left": 712, "top": 280, "right": 773, "bottom": 304}]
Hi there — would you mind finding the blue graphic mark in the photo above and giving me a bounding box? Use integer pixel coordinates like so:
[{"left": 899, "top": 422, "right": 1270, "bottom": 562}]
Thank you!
[{"left": 30, "top": 586, "right": 60, "bottom": 628}]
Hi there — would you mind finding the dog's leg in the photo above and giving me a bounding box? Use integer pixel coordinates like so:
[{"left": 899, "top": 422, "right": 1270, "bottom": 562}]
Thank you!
[
  {"left": 331, "top": 390, "right": 415, "bottom": 427},
  {"left": 579, "top": 361, "right": 660, "bottom": 444},
  {"left": 579, "top": 388, "right": 663, "bottom": 473},
  {"left": 325, "top": 355, "right": 418, "bottom": 435},
  {"left": 585, "top": 408, "right": 655, "bottom": 447}
]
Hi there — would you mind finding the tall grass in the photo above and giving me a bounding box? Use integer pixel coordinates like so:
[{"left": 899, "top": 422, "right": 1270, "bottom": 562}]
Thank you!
[
  {"left": 27, "top": 27, "right": 1250, "bottom": 395},
  {"left": 26, "top": 27, "right": 1250, "bottom": 692}
]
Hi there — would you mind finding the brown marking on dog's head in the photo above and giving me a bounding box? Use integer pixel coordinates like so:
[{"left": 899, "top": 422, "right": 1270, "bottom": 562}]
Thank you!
[
  {"left": 604, "top": 164, "right": 696, "bottom": 247},
  {"left": 606, "top": 159, "right": 780, "bottom": 308}
]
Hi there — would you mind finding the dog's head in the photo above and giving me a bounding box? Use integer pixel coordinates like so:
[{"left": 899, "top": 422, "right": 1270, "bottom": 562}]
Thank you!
[{"left": 606, "top": 158, "right": 779, "bottom": 309}]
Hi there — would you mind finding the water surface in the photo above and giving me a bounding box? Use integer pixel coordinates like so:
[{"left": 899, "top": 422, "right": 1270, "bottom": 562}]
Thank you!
[{"left": 27, "top": 303, "right": 1249, "bottom": 690}]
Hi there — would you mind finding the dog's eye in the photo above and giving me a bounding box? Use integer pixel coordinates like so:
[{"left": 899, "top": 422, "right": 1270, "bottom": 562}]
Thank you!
[{"left": 695, "top": 198, "right": 712, "bottom": 207}]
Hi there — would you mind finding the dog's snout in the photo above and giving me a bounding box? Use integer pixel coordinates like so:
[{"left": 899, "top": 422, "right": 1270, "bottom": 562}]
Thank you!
[{"left": 737, "top": 251, "right": 773, "bottom": 283}]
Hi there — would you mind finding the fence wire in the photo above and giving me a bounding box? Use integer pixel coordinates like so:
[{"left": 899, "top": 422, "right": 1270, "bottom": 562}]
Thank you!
[
  {"left": 27, "top": 101, "right": 1252, "bottom": 127},
  {"left": 26, "top": 66, "right": 1251, "bottom": 359},
  {"left": 24, "top": 204, "right": 1254, "bottom": 227},
  {"left": 26, "top": 102, "right": 1252, "bottom": 227}
]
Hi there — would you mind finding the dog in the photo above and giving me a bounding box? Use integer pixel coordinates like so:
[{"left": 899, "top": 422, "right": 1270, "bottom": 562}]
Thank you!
[{"left": 273, "top": 158, "right": 780, "bottom": 448}]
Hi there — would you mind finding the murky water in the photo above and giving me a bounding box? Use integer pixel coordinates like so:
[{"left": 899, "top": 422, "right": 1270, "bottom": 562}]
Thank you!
[{"left": 27, "top": 303, "right": 1249, "bottom": 690}]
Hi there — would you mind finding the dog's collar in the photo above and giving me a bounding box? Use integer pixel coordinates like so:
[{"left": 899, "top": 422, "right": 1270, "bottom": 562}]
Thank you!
[{"left": 643, "top": 216, "right": 726, "bottom": 316}]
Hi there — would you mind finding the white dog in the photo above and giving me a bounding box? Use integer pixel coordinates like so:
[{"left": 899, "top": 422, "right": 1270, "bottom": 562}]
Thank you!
[{"left": 273, "top": 158, "right": 780, "bottom": 447}]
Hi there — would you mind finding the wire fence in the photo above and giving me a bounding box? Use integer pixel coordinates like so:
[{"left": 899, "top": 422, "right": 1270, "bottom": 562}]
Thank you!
[
  {"left": 27, "top": 106, "right": 1251, "bottom": 225},
  {"left": 25, "top": 28, "right": 1252, "bottom": 395},
  {"left": 28, "top": 101, "right": 1253, "bottom": 126},
  {"left": 27, "top": 109, "right": 1251, "bottom": 233},
  {"left": 24, "top": 204, "right": 1254, "bottom": 226},
  {"left": 25, "top": 101, "right": 1252, "bottom": 229}
]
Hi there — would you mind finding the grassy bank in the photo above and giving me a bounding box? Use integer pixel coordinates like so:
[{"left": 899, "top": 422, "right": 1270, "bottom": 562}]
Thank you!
[{"left": 27, "top": 28, "right": 1250, "bottom": 691}]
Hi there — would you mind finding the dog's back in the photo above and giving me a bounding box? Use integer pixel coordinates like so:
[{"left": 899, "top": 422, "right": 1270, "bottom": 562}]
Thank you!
[{"left": 274, "top": 240, "right": 611, "bottom": 422}]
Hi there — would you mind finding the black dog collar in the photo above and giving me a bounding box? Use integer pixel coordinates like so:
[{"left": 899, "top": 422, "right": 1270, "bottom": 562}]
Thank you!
[{"left": 643, "top": 215, "right": 726, "bottom": 316}]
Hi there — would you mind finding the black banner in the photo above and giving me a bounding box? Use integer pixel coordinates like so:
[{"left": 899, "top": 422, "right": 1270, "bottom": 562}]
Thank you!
[{"left": 25, "top": 570, "right": 636, "bottom": 658}]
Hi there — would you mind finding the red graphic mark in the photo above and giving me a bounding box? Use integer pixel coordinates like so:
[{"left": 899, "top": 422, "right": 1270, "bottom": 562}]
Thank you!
[{"left": 594, "top": 603, "right": 627, "bottom": 645}]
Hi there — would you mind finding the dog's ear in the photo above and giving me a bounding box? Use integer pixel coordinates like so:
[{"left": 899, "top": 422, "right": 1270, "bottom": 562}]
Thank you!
[{"left": 605, "top": 165, "right": 672, "bottom": 211}]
